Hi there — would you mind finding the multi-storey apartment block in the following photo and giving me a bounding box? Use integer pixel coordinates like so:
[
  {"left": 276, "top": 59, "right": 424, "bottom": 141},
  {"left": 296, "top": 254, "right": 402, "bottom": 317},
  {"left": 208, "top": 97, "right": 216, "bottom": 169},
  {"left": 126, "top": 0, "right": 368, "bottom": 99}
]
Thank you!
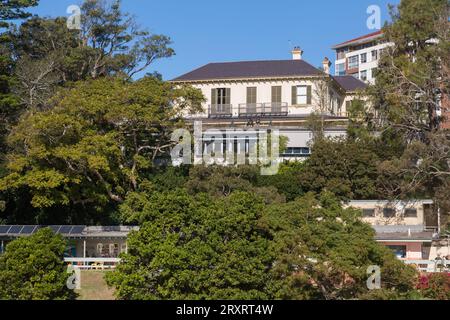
[
  {"left": 171, "top": 48, "right": 367, "bottom": 160},
  {"left": 332, "top": 31, "right": 391, "bottom": 84}
]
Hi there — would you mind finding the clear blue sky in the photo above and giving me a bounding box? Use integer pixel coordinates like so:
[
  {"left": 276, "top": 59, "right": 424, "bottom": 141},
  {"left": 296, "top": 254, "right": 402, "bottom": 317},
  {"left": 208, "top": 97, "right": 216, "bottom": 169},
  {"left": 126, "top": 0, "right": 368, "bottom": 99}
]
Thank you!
[{"left": 29, "top": 0, "right": 399, "bottom": 80}]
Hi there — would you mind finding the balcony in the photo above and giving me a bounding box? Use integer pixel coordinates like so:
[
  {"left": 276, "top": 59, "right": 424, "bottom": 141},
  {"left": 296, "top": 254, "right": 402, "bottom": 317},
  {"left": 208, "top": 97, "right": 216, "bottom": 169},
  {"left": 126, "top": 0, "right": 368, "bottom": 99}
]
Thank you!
[
  {"left": 209, "top": 104, "right": 233, "bottom": 118},
  {"left": 238, "top": 103, "right": 288, "bottom": 118}
]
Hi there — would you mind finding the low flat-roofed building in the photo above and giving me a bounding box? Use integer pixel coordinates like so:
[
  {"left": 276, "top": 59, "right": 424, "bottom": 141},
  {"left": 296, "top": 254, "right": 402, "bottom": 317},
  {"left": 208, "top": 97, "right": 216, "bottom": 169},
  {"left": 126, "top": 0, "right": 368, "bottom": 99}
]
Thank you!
[{"left": 0, "top": 225, "right": 139, "bottom": 262}]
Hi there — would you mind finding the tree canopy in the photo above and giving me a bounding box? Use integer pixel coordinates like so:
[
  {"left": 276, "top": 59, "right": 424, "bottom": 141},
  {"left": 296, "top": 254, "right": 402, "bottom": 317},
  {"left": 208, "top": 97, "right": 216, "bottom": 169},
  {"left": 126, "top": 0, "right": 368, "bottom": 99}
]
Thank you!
[{"left": 0, "top": 227, "right": 75, "bottom": 300}]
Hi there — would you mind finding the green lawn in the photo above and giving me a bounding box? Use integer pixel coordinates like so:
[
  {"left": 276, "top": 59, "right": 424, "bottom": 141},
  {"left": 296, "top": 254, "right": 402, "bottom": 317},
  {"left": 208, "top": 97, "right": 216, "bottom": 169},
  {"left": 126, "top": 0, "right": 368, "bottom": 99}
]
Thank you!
[{"left": 75, "top": 270, "right": 116, "bottom": 300}]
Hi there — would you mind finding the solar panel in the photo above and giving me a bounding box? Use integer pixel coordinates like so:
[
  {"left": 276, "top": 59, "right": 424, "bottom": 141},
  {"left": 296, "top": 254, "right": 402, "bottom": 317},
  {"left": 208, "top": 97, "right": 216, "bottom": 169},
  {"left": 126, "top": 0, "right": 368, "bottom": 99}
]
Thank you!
[
  {"left": 8, "top": 225, "right": 23, "bottom": 234},
  {"left": 69, "top": 226, "right": 85, "bottom": 234},
  {"left": 49, "top": 225, "right": 61, "bottom": 233},
  {"left": 0, "top": 226, "right": 11, "bottom": 234},
  {"left": 59, "top": 226, "right": 72, "bottom": 234},
  {"left": 21, "top": 226, "right": 36, "bottom": 234}
]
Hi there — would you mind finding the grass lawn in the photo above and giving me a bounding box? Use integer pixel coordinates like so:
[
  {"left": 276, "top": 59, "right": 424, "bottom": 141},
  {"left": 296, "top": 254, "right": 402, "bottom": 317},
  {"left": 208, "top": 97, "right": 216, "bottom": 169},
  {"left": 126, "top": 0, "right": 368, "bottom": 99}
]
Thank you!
[{"left": 75, "top": 270, "right": 116, "bottom": 300}]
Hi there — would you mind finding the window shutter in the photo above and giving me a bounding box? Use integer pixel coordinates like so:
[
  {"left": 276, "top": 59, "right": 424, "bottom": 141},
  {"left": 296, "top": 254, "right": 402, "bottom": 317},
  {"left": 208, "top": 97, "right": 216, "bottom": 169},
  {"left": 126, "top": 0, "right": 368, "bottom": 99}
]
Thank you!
[
  {"left": 272, "top": 86, "right": 281, "bottom": 103},
  {"left": 291, "top": 86, "right": 297, "bottom": 105},
  {"left": 225, "top": 88, "right": 231, "bottom": 105},
  {"left": 307, "top": 86, "right": 312, "bottom": 105},
  {"left": 247, "top": 87, "right": 251, "bottom": 104},
  {"left": 211, "top": 89, "right": 217, "bottom": 105}
]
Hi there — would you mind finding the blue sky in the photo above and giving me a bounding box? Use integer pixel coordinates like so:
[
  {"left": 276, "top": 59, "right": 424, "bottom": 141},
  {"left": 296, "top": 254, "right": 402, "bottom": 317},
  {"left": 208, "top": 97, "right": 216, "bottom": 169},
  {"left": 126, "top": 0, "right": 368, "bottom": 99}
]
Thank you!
[{"left": 30, "top": 0, "right": 399, "bottom": 80}]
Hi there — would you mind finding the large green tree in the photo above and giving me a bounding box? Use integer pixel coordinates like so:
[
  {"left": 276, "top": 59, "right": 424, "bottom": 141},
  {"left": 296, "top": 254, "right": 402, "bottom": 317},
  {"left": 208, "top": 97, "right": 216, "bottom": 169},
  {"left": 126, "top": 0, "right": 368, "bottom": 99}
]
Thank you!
[
  {"left": 8, "top": 0, "right": 174, "bottom": 110},
  {"left": 108, "top": 189, "right": 420, "bottom": 300},
  {"left": 299, "top": 137, "right": 380, "bottom": 201},
  {"left": 0, "top": 77, "right": 203, "bottom": 223},
  {"left": 0, "top": 228, "right": 75, "bottom": 300},
  {"left": 369, "top": 0, "right": 450, "bottom": 226},
  {"left": 108, "top": 190, "right": 274, "bottom": 300},
  {"left": 263, "top": 192, "right": 420, "bottom": 300}
]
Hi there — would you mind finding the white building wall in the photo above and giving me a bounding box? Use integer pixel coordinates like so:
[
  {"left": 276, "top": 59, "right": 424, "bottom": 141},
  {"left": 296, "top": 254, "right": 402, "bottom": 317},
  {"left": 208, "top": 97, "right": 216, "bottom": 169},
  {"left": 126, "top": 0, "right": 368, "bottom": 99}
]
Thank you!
[{"left": 187, "top": 79, "right": 335, "bottom": 118}]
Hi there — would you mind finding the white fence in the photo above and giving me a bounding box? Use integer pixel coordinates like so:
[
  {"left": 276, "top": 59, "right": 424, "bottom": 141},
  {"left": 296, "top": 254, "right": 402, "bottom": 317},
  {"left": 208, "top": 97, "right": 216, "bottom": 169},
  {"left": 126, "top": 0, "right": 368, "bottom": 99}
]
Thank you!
[{"left": 64, "top": 257, "right": 121, "bottom": 270}]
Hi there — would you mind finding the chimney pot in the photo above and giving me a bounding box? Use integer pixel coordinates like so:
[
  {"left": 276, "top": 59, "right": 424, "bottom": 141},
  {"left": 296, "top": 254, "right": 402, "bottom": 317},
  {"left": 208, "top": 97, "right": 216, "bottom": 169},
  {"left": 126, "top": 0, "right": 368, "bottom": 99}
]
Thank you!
[
  {"left": 292, "top": 47, "right": 304, "bottom": 60},
  {"left": 322, "top": 57, "right": 332, "bottom": 75}
]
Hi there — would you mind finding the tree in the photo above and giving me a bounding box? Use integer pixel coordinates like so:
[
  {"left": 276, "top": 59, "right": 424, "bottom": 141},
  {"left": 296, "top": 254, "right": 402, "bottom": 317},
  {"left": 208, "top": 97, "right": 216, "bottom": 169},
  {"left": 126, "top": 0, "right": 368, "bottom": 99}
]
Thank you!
[
  {"left": 299, "top": 137, "right": 380, "bottom": 200},
  {"left": 368, "top": 0, "right": 450, "bottom": 220},
  {"left": 185, "top": 165, "right": 286, "bottom": 204},
  {"left": 107, "top": 190, "right": 274, "bottom": 300},
  {"left": 0, "top": 0, "right": 38, "bottom": 28},
  {"left": 262, "top": 192, "right": 420, "bottom": 300},
  {"left": 0, "top": 0, "right": 39, "bottom": 170},
  {"left": 0, "top": 228, "right": 75, "bottom": 300},
  {"left": 8, "top": 0, "right": 174, "bottom": 110},
  {"left": 0, "top": 77, "right": 203, "bottom": 223},
  {"left": 109, "top": 189, "right": 420, "bottom": 300}
]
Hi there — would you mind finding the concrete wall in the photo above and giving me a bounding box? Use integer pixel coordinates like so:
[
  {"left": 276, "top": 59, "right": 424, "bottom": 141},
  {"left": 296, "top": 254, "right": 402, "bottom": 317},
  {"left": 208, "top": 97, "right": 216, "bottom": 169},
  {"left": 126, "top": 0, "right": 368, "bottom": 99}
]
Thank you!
[{"left": 347, "top": 200, "right": 427, "bottom": 226}]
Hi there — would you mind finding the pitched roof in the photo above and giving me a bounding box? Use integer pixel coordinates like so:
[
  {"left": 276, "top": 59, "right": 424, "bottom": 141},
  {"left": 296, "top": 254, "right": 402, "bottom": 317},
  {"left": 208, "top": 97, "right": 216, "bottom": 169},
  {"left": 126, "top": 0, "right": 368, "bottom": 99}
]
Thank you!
[
  {"left": 333, "top": 76, "right": 367, "bottom": 92},
  {"left": 171, "top": 60, "right": 324, "bottom": 82},
  {"left": 332, "top": 31, "right": 384, "bottom": 50}
]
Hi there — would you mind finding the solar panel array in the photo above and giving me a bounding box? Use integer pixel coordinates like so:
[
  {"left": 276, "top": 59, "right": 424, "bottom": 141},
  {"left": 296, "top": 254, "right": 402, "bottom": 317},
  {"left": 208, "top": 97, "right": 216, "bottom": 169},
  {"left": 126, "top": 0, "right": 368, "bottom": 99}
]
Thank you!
[{"left": 0, "top": 225, "right": 86, "bottom": 236}]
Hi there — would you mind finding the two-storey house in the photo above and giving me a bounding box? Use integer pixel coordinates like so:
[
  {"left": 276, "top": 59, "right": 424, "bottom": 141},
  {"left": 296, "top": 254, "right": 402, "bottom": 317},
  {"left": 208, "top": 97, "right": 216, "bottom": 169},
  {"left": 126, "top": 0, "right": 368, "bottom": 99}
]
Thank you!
[{"left": 171, "top": 48, "right": 367, "bottom": 160}]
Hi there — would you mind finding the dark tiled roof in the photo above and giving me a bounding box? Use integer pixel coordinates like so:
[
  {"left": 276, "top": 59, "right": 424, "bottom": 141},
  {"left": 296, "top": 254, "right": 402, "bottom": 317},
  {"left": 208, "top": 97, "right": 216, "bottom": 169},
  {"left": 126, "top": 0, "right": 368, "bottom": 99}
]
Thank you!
[
  {"left": 333, "top": 76, "right": 367, "bottom": 92},
  {"left": 172, "top": 60, "right": 324, "bottom": 81},
  {"left": 332, "top": 31, "right": 384, "bottom": 49}
]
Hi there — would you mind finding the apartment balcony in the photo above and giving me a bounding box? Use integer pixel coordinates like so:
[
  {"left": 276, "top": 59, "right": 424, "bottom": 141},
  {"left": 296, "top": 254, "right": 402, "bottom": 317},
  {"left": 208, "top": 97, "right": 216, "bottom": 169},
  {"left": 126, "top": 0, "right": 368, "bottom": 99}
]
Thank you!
[
  {"left": 238, "top": 103, "right": 288, "bottom": 118},
  {"left": 208, "top": 104, "right": 233, "bottom": 118}
]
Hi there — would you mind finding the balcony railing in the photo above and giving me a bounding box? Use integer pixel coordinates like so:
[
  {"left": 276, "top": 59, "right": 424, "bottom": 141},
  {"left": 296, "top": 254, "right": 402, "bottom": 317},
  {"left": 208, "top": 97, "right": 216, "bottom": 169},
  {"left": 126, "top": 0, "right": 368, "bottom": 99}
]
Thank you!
[
  {"left": 209, "top": 104, "right": 233, "bottom": 118},
  {"left": 238, "top": 103, "right": 288, "bottom": 117}
]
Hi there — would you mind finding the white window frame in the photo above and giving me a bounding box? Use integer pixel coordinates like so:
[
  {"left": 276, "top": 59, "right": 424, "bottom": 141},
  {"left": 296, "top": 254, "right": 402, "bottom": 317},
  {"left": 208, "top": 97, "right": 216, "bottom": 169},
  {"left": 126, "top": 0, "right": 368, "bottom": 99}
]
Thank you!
[
  {"left": 296, "top": 86, "right": 308, "bottom": 105},
  {"left": 348, "top": 55, "right": 359, "bottom": 69}
]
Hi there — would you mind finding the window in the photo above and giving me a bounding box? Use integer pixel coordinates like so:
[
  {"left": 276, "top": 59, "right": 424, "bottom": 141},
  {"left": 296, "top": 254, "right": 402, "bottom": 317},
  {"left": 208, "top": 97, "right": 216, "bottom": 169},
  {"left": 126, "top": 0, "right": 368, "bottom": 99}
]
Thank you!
[
  {"left": 297, "top": 86, "right": 308, "bottom": 105},
  {"left": 271, "top": 86, "right": 282, "bottom": 103},
  {"left": 212, "top": 88, "right": 230, "bottom": 105},
  {"left": 360, "top": 70, "right": 368, "bottom": 81},
  {"left": 361, "top": 53, "right": 367, "bottom": 63},
  {"left": 387, "top": 245, "right": 407, "bottom": 259},
  {"left": 282, "top": 147, "right": 311, "bottom": 157},
  {"left": 404, "top": 208, "right": 418, "bottom": 218},
  {"left": 383, "top": 208, "right": 396, "bottom": 218},
  {"left": 335, "top": 63, "right": 346, "bottom": 76},
  {"left": 371, "top": 50, "right": 378, "bottom": 61},
  {"left": 246, "top": 87, "right": 257, "bottom": 104},
  {"left": 362, "top": 209, "right": 375, "bottom": 217},
  {"left": 348, "top": 55, "right": 359, "bottom": 69}
]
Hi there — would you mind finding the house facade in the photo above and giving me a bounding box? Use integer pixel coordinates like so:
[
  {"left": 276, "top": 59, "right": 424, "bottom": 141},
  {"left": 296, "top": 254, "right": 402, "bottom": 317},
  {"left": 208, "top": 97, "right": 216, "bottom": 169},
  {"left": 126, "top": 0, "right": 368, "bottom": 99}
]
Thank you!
[
  {"left": 171, "top": 49, "right": 367, "bottom": 160},
  {"left": 346, "top": 200, "right": 441, "bottom": 261}
]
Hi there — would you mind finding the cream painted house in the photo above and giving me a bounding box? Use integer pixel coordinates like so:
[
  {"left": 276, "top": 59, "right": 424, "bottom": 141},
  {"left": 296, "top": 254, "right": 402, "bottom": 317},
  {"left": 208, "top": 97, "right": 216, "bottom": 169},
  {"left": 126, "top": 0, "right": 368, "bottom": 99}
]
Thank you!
[
  {"left": 346, "top": 200, "right": 443, "bottom": 261},
  {"left": 171, "top": 49, "right": 367, "bottom": 160}
]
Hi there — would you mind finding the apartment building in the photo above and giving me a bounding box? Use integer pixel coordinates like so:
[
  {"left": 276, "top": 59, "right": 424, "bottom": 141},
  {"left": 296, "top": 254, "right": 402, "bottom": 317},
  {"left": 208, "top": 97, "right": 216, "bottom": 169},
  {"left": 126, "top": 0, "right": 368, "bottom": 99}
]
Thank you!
[
  {"left": 171, "top": 48, "right": 367, "bottom": 160},
  {"left": 333, "top": 31, "right": 450, "bottom": 129},
  {"left": 332, "top": 31, "right": 391, "bottom": 84}
]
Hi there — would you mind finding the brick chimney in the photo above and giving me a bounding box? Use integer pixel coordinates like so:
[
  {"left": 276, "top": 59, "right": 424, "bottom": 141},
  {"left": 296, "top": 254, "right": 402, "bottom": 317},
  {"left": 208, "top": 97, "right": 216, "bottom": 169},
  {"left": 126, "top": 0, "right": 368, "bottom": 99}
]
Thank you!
[
  {"left": 322, "top": 57, "right": 332, "bottom": 74},
  {"left": 292, "top": 47, "right": 304, "bottom": 60}
]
